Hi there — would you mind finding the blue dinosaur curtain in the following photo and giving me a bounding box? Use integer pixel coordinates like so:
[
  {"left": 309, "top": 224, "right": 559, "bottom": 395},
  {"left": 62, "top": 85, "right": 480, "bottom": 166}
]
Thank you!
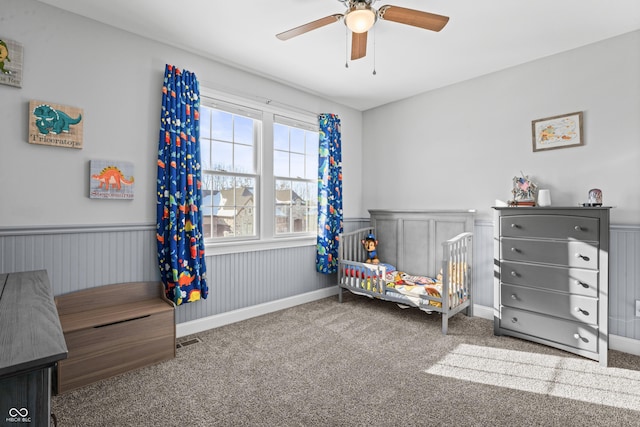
[
  {"left": 156, "top": 64, "right": 207, "bottom": 305},
  {"left": 316, "top": 113, "right": 343, "bottom": 274}
]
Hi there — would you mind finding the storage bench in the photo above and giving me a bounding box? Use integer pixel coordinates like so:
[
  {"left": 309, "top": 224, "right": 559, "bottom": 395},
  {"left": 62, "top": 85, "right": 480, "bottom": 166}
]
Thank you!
[{"left": 54, "top": 281, "right": 175, "bottom": 394}]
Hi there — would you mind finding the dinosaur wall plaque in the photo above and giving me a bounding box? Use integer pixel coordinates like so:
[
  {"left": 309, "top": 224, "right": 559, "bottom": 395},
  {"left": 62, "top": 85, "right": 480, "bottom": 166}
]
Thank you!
[
  {"left": 0, "top": 38, "right": 23, "bottom": 88},
  {"left": 89, "top": 160, "right": 135, "bottom": 199},
  {"left": 28, "top": 100, "right": 84, "bottom": 149}
]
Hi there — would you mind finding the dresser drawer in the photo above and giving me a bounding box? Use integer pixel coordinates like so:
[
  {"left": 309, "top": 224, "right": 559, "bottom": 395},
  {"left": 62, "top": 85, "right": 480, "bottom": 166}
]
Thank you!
[
  {"left": 500, "top": 307, "right": 598, "bottom": 353},
  {"left": 500, "top": 261, "right": 598, "bottom": 297},
  {"left": 501, "top": 238, "right": 598, "bottom": 269},
  {"left": 501, "top": 283, "right": 598, "bottom": 324},
  {"left": 501, "top": 215, "right": 598, "bottom": 241}
]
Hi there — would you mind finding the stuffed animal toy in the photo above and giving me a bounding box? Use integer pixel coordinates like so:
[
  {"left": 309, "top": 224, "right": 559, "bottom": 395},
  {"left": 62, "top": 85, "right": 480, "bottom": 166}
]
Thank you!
[{"left": 361, "top": 233, "right": 380, "bottom": 264}]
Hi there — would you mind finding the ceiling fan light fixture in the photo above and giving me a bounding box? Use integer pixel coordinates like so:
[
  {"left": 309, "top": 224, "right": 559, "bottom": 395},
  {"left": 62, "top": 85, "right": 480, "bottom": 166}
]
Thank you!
[{"left": 345, "top": 5, "right": 376, "bottom": 33}]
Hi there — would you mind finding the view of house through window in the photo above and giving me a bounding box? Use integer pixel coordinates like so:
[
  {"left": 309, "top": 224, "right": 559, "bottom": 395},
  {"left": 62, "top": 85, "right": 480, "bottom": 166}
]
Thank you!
[
  {"left": 274, "top": 117, "right": 318, "bottom": 235},
  {"left": 199, "top": 96, "right": 318, "bottom": 242},
  {"left": 199, "top": 101, "right": 259, "bottom": 240}
]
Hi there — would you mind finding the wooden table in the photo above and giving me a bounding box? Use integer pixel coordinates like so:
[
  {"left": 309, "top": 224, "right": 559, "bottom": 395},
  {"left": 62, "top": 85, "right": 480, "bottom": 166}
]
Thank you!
[{"left": 0, "top": 270, "right": 68, "bottom": 426}]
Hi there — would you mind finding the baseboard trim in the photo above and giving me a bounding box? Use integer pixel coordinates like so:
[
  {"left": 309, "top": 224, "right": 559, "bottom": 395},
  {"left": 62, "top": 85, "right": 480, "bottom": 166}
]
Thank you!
[
  {"left": 176, "top": 286, "right": 340, "bottom": 338},
  {"left": 609, "top": 333, "right": 640, "bottom": 356},
  {"left": 473, "top": 304, "right": 493, "bottom": 320},
  {"left": 178, "top": 296, "right": 639, "bottom": 358}
]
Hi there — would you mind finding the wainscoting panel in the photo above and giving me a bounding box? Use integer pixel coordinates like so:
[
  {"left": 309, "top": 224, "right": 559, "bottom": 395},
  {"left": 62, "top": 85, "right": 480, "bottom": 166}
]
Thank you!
[
  {"left": 1, "top": 221, "right": 638, "bottom": 342},
  {"left": 0, "top": 224, "right": 159, "bottom": 296},
  {"left": 609, "top": 225, "right": 640, "bottom": 340},
  {"left": 175, "top": 246, "right": 335, "bottom": 324},
  {"left": 343, "top": 218, "right": 370, "bottom": 234},
  {"left": 0, "top": 224, "right": 335, "bottom": 326},
  {"left": 472, "top": 221, "right": 494, "bottom": 308}
]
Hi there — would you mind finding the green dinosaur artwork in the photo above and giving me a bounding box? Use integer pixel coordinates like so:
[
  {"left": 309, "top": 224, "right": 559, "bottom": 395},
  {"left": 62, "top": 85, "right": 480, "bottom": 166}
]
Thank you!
[
  {"left": 28, "top": 100, "right": 84, "bottom": 149},
  {"left": 32, "top": 104, "right": 82, "bottom": 135}
]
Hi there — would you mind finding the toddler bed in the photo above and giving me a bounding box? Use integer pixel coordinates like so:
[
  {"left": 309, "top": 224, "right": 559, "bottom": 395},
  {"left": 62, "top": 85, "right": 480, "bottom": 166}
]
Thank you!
[{"left": 337, "top": 210, "right": 474, "bottom": 334}]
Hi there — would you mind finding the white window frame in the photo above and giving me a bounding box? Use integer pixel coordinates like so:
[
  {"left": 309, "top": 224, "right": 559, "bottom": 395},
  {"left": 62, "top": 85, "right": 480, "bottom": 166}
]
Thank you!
[
  {"left": 273, "top": 114, "right": 319, "bottom": 237},
  {"left": 200, "top": 88, "right": 318, "bottom": 255},
  {"left": 199, "top": 97, "right": 262, "bottom": 243}
]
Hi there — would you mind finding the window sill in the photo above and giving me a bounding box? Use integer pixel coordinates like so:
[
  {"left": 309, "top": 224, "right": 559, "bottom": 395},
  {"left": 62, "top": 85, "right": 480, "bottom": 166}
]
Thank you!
[{"left": 204, "top": 235, "right": 316, "bottom": 256}]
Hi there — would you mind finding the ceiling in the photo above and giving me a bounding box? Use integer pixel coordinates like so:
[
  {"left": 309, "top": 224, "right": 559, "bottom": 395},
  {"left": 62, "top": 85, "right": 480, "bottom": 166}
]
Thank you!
[{"left": 37, "top": 0, "right": 640, "bottom": 111}]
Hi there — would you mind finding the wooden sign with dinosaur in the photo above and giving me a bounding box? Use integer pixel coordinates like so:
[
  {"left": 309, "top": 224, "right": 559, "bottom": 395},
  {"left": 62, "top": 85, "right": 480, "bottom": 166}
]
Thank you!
[
  {"left": 89, "top": 160, "right": 135, "bottom": 199},
  {"left": 0, "top": 38, "right": 23, "bottom": 88},
  {"left": 28, "top": 100, "right": 84, "bottom": 149}
]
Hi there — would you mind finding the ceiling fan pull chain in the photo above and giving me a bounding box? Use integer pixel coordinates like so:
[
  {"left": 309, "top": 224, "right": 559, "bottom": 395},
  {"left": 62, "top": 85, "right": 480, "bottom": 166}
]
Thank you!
[
  {"left": 372, "top": 26, "right": 377, "bottom": 75},
  {"left": 345, "top": 25, "right": 349, "bottom": 68}
]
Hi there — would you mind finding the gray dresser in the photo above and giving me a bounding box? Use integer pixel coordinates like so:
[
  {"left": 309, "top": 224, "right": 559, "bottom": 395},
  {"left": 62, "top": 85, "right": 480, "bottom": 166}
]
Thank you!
[{"left": 493, "top": 207, "right": 610, "bottom": 366}]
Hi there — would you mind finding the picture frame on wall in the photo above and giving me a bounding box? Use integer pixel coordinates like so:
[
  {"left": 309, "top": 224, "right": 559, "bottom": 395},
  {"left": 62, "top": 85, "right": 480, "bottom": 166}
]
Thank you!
[
  {"left": 531, "top": 111, "right": 583, "bottom": 152},
  {"left": 0, "top": 38, "right": 23, "bottom": 88},
  {"left": 89, "top": 160, "right": 135, "bottom": 200},
  {"left": 28, "top": 100, "right": 84, "bottom": 149}
]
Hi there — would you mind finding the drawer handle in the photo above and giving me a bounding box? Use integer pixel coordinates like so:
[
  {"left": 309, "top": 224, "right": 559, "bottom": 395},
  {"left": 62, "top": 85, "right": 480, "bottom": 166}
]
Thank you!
[
  {"left": 510, "top": 223, "right": 520, "bottom": 229},
  {"left": 574, "top": 307, "right": 589, "bottom": 315},
  {"left": 510, "top": 271, "right": 518, "bottom": 277},
  {"left": 577, "top": 281, "right": 589, "bottom": 289},
  {"left": 511, "top": 317, "right": 518, "bottom": 323},
  {"left": 510, "top": 294, "right": 518, "bottom": 300},
  {"left": 510, "top": 247, "right": 520, "bottom": 253},
  {"left": 576, "top": 254, "right": 589, "bottom": 261},
  {"left": 94, "top": 314, "right": 151, "bottom": 328},
  {"left": 575, "top": 253, "right": 590, "bottom": 262},
  {"left": 574, "top": 225, "right": 583, "bottom": 231},
  {"left": 573, "top": 333, "right": 588, "bottom": 343}
]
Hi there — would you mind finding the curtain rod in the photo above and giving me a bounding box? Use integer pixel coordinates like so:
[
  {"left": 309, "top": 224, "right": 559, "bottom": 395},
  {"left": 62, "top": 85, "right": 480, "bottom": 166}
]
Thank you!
[{"left": 198, "top": 80, "right": 320, "bottom": 118}]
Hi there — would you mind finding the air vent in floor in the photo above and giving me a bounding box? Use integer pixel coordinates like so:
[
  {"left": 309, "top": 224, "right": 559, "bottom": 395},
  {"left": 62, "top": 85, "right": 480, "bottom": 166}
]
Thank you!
[{"left": 176, "top": 337, "right": 202, "bottom": 349}]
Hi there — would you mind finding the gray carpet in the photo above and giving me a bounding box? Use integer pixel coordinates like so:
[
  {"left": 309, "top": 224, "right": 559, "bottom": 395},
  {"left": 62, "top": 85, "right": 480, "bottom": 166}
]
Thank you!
[{"left": 52, "top": 292, "right": 640, "bottom": 426}]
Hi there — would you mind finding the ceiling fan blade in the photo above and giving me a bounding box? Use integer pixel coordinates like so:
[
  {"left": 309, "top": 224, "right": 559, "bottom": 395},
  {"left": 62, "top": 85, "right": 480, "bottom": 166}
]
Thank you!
[
  {"left": 276, "top": 14, "right": 343, "bottom": 40},
  {"left": 351, "top": 31, "right": 367, "bottom": 60},
  {"left": 378, "top": 5, "right": 449, "bottom": 32}
]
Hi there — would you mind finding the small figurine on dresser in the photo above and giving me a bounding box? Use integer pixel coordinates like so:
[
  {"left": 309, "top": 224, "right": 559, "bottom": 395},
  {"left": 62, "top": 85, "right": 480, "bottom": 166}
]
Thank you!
[
  {"left": 508, "top": 172, "right": 537, "bottom": 206},
  {"left": 584, "top": 188, "right": 603, "bottom": 207}
]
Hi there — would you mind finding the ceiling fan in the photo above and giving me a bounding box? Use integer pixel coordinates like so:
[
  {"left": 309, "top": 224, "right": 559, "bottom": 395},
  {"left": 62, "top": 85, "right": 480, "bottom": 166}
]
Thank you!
[{"left": 276, "top": 0, "right": 449, "bottom": 61}]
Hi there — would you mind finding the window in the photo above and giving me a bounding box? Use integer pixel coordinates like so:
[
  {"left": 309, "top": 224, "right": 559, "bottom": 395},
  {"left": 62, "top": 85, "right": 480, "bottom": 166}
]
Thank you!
[
  {"left": 274, "top": 117, "right": 318, "bottom": 235},
  {"left": 199, "top": 92, "right": 318, "bottom": 245},
  {"left": 199, "top": 100, "right": 260, "bottom": 241}
]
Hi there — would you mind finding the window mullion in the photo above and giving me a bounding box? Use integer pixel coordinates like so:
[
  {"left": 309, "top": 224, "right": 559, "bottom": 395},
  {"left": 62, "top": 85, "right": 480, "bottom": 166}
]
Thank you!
[{"left": 261, "top": 114, "right": 274, "bottom": 238}]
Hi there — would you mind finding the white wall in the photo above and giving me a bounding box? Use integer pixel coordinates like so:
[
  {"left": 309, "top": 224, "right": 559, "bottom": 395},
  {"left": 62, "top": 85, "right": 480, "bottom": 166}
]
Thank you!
[
  {"left": 0, "top": 0, "right": 364, "bottom": 227},
  {"left": 362, "top": 31, "right": 640, "bottom": 225}
]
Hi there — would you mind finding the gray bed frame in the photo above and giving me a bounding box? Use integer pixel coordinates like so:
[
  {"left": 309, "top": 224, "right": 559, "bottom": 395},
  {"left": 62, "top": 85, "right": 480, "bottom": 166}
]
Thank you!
[{"left": 338, "top": 210, "right": 475, "bottom": 334}]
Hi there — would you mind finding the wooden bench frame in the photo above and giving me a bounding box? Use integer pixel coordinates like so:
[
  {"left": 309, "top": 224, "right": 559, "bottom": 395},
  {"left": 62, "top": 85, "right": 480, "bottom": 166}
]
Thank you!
[{"left": 54, "top": 281, "right": 175, "bottom": 394}]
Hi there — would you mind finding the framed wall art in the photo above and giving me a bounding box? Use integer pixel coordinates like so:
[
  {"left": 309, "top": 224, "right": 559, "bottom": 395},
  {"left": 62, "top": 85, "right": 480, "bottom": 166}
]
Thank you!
[
  {"left": 89, "top": 160, "right": 135, "bottom": 200},
  {"left": 28, "top": 100, "right": 84, "bottom": 149},
  {"left": 531, "top": 111, "right": 583, "bottom": 152},
  {"left": 0, "top": 38, "right": 23, "bottom": 88}
]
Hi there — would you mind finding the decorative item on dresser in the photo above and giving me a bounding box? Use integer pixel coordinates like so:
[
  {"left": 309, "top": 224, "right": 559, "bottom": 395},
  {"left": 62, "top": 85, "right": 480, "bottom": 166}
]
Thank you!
[
  {"left": 493, "top": 206, "right": 611, "bottom": 366},
  {"left": 509, "top": 172, "right": 537, "bottom": 206}
]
